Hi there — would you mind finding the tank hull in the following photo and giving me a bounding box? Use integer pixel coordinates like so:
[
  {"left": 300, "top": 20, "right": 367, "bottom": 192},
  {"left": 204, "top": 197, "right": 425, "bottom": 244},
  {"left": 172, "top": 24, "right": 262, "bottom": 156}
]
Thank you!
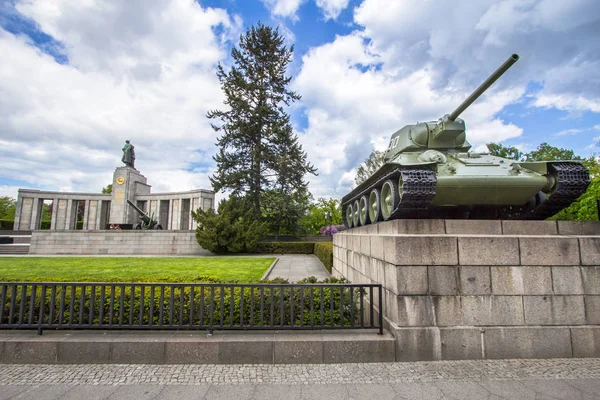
[{"left": 342, "top": 153, "right": 590, "bottom": 228}]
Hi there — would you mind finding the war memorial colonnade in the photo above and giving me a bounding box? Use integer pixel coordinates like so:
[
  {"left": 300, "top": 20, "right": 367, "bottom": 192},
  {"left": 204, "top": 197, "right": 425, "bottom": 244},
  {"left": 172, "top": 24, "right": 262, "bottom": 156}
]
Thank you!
[
  {"left": 10, "top": 141, "right": 215, "bottom": 255},
  {"left": 13, "top": 166, "right": 214, "bottom": 232}
]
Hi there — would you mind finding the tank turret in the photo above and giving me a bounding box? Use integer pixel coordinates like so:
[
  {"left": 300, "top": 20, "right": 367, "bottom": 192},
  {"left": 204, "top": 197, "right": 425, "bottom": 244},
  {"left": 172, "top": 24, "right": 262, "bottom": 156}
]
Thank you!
[
  {"left": 342, "top": 54, "right": 590, "bottom": 227},
  {"left": 384, "top": 54, "right": 520, "bottom": 162}
]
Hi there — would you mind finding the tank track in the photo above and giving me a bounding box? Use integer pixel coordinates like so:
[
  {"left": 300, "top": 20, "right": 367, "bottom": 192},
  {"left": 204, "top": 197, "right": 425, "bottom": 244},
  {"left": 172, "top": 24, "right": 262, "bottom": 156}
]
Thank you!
[
  {"left": 525, "top": 162, "right": 590, "bottom": 220},
  {"left": 343, "top": 168, "right": 436, "bottom": 226}
]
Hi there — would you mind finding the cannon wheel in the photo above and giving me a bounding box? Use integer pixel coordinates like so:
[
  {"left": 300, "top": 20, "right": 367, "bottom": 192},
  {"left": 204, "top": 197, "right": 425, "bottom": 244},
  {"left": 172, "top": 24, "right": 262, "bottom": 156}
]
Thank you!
[{"left": 153, "top": 224, "right": 163, "bottom": 230}]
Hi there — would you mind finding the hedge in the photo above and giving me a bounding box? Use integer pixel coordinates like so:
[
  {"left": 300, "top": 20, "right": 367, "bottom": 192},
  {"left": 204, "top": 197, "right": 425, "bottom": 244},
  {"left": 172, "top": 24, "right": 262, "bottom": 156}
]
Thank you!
[
  {"left": 0, "top": 220, "right": 14, "bottom": 230},
  {"left": 314, "top": 242, "right": 333, "bottom": 273},
  {"left": 253, "top": 242, "right": 315, "bottom": 254},
  {"left": 0, "top": 277, "right": 357, "bottom": 328}
]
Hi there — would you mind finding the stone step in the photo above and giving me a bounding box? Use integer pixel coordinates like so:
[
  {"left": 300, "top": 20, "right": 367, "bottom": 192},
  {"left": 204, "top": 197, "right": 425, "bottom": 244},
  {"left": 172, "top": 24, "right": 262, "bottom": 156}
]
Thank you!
[
  {"left": 0, "top": 231, "right": 32, "bottom": 236},
  {"left": 0, "top": 329, "right": 394, "bottom": 364},
  {"left": 5, "top": 236, "right": 32, "bottom": 244},
  {"left": 0, "top": 245, "right": 30, "bottom": 254}
]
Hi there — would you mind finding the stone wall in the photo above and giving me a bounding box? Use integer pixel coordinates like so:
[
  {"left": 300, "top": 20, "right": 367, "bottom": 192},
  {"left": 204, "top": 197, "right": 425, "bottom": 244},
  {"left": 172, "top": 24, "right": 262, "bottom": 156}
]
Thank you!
[
  {"left": 333, "top": 219, "right": 600, "bottom": 361},
  {"left": 30, "top": 231, "right": 210, "bottom": 255}
]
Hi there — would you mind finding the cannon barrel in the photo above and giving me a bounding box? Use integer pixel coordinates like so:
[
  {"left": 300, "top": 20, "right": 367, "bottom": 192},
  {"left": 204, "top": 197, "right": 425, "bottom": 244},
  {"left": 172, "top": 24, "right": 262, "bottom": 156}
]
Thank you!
[
  {"left": 126, "top": 199, "right": 147, "bottom": 216},
  {"left": 448, "top": 54, "right": 519, "bottom": 122}
]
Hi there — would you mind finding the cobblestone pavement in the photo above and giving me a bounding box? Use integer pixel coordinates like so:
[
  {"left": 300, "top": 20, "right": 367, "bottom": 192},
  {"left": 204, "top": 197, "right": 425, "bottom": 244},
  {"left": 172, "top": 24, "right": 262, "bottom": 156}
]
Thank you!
[
  {"left": 266, "top": 254, "right": 330, "bottom": 282},
  {"left": 1, "top": 359, "right": 600, "bottom": 399}
]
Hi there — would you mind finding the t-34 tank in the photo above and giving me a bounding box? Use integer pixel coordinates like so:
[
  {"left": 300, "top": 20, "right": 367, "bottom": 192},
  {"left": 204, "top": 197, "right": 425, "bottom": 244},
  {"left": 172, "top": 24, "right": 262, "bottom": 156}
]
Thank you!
[{"left": 342, "top": 54, "right": 590, "bottom": 227}]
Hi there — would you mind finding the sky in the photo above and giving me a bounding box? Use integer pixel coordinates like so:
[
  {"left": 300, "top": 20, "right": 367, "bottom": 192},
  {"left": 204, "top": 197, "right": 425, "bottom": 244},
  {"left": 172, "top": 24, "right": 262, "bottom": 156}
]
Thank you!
[{"left": 1, "top": 0, "right": 599, "bottom": 204}]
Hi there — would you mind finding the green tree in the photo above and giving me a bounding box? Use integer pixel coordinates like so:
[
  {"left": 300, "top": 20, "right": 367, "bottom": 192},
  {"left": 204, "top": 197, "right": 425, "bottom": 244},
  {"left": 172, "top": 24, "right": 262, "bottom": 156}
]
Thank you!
[
  {"left": 487, "top": 142, "right": 523, "bottom": 160},
  {"left": 102, "top": 184, "right": 113, "bottom": 194},
  {"left": 0, "top": 196, "right": 16, "bottom": 220},
  {"left": 262, "top": 130, "right": 316, "bottom": 238},
  {"left": 261, "top": 188, "right": 311, "bottom": 239},
  {"left": 192, "top": 195, "right": 266, "bottom": 254},
  {"left": 301, "top": 198, "right": 343, "bottom": 234},
  {"left": 487, "top": 142, "right": 580, "bottom": 162},
  {"left": 355, "top": 149, "right": 385, "bottom": 185},
  {"left": 525, "top": 142, "right": 580, "bottom": 161},
  {"left": 208, "top": 23, "right": 316, "bottom": 220}
]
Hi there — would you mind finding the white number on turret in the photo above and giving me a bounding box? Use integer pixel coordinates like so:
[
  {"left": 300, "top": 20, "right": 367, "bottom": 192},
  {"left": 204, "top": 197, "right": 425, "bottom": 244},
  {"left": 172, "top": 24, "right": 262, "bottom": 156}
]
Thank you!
[{"left": 388, "top": 136, "right": 399, "bottom": 149}]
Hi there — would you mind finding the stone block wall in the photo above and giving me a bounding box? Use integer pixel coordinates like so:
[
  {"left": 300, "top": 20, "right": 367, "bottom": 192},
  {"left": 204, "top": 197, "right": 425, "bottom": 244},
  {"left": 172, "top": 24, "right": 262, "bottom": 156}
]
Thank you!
[
  {"left": 332, "top": 219, "right": 600, "bottom": 361},
  {"left": 30, "top": 231, "right": 210, "bottom": 255}
]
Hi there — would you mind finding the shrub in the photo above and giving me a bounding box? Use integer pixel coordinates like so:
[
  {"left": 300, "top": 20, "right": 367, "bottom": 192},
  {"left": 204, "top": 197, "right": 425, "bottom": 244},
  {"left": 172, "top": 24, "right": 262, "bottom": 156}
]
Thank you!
[
  {"left": 314, "top": 242, "right": 333, "bottom": 273},
  {"left": 0, "top": 220, "right": 14, "bottom": 230},
  {"left": 253, "top": 242, "right": 314, "bottom": 254},
  {"left": 192, "top": 195, "right": 266, "bottom": 254},
  {"left": 319, "top": 224, "right": 344, "bottom": 236},
  {"left": 0, "top": 277, "right": 358, "bottom": 328}
]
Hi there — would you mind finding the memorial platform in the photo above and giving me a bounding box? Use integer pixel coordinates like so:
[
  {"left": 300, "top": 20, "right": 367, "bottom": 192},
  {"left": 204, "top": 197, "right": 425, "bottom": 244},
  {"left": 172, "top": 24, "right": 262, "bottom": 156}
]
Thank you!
[{"left": 333, "top": 219, "right": 600, "bottom": 361}]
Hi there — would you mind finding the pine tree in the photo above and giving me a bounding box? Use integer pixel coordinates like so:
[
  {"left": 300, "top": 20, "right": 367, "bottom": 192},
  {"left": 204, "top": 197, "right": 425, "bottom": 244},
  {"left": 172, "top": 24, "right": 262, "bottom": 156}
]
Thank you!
[{"left": 208, "top": 23, "right": 316, "bottom": 222}]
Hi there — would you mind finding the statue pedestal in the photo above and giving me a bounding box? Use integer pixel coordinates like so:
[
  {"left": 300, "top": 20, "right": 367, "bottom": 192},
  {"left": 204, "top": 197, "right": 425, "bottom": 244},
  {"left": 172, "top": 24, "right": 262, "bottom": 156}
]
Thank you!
[{"left": 109, "top": 167, "right": 151, "bottom": 225}]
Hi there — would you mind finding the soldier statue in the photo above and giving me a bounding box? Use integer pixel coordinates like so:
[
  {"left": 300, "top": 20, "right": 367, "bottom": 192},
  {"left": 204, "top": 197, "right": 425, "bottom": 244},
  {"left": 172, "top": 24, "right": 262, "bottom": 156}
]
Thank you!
[{"left": 121, "top": 140, "right": 135, "bottom": 168}]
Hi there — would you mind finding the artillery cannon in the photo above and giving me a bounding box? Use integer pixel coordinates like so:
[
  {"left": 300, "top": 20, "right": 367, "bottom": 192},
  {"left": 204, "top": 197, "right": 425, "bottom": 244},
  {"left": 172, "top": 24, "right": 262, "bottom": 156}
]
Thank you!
[
  {"left": 342, "top": 54, "right": 590, "bottom": 227},
  {"left": 127, "top": 199, "right": 163, "bottom": 230}
]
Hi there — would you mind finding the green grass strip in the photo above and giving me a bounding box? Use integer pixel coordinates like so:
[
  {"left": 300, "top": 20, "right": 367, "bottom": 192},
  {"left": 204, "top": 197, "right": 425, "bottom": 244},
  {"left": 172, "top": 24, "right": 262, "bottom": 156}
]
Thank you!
[{"left": 0, "top": 257, "right": 275, "bottom": 283}]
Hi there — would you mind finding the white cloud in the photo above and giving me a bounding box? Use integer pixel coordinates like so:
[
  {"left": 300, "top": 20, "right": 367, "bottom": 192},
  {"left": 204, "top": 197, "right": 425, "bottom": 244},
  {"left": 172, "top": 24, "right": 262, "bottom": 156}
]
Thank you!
[
  {"left": 353, "top": 0, "right": 600, "bottom": 111},
  {"left": 261, "top": 0, "right": 304, "bottom": 19},
  {"left": 555, "top": 128, "right": 586, "bottom": 136},
  {"left": 586, "top": 136, "right": 600, "bottom": 150},
  {"left": 315, "top": 0, "right": 349, "bottom": 20},
  {"left": 0, "top": 0, "right": 241, "bottom": 197}
]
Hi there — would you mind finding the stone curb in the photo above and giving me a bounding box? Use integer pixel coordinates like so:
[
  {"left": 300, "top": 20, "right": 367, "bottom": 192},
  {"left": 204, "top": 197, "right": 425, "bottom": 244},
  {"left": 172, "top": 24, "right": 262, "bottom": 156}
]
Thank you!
[{"left": 261, "top": 257, "right": 279, "bottom": 280}]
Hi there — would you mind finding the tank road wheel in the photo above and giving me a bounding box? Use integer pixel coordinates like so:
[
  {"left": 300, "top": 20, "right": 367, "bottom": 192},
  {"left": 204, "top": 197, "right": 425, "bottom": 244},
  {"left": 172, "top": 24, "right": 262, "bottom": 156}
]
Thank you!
[
  {"left": 346, "top": 204, "right": 354, "bottom": 228},
  {"left": 368, "top": 189, "right": 382, "bottom": 223},
  {"left": 380, "top": 179, "right": 399, "bottom": 220},
  {"left": 358, "top": 195, "right": 370, "bottom": 226},
  {"left": 353, "top": 200, "right": 360, "bottom": 227}
]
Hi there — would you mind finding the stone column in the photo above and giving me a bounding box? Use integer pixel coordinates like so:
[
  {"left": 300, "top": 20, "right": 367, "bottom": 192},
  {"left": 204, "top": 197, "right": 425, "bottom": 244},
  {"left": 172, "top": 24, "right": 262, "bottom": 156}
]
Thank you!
[
  {"left": 13, "top": 195, "right": 23, "bottom": 231},
  {"left": 50, "top": 198, "right": 59, "bottom": 230},
  {"left": 29, "top": 198, "right": 40, "bottom": 231},
  {"left": 18, "top": 197, "right": 33, "bottom": 231},
  {"left": 95, "top": 200, "right": 103, "bottom": 230},
  {"left": 154, "top": 200, "right": 162, "bottom": 227},
  {"left": 191, "top": 198, "right": 199, "bottom": 229},
  {"left": 171, "top": 199, "right": 180, "bottom": 230},
  {"left": 55, "top": 199, "right": 68, "bottom": 230},
  {"left": 65, "top": 200, "right": 74, "bottom": 230},
  {"left": 83, "top": 200, "right": 91, "bottom": 230}
]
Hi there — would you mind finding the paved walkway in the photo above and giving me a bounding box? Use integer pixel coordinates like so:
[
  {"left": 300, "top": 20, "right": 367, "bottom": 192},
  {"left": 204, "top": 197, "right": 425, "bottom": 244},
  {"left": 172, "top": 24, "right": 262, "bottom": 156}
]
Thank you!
[
  {"left": 1, "top": 359, "right": 599, "bottom": 399},
  {"left": 265, "top": 254, "right": 330, "bottom": 282}
]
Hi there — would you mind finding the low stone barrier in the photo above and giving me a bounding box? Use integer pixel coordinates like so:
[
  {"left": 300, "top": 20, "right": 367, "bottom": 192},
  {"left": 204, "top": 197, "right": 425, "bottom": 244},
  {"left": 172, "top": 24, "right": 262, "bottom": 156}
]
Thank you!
[
  {"left": 333, "top": 219, "right": 600, "bottom": 361},
  {"left": 0, "top": 330, "right": 394, "bottom": 364},
  {"left": 29, "top": 230, "right": 210, "bottom": 255}
]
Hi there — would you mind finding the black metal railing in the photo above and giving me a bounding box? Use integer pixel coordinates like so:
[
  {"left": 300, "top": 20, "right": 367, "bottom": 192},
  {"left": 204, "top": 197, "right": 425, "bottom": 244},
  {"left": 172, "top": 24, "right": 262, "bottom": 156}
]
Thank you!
[{"left": 0, "top": 282, "right": 383, "bottom": 334}]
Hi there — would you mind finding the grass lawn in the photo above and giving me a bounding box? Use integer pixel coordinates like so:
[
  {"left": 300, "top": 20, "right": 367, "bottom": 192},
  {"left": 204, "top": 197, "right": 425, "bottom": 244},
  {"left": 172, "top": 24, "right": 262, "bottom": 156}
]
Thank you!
[{"left": 0, "top": 257, "right": 275, "bottom": 283}]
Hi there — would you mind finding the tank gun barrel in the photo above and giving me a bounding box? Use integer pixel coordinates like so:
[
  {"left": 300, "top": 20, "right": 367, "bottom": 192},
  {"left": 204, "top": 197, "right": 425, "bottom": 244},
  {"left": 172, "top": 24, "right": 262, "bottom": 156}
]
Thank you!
[{"left": 448, "top": 54, "right": 519, "bottom": 121}]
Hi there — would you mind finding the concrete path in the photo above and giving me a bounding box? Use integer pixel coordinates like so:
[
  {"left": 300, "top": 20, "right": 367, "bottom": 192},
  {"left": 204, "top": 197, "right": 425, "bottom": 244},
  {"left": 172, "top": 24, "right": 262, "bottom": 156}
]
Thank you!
[
  {"left": 265, "top": 254, "right": 330, "bottom": 282},
  {"left": 1, "top": 359, "right": 600, "bottom": 399}
]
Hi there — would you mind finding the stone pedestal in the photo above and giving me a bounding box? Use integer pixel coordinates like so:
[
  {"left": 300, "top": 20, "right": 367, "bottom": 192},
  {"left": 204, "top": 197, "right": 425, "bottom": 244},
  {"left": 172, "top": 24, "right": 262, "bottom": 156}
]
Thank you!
[
  {"left": 109, "top": 167, "right": 151, "bottom": 225},
  {"left": 333, "top": 219, "right": 600, "bottom": 361}
]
